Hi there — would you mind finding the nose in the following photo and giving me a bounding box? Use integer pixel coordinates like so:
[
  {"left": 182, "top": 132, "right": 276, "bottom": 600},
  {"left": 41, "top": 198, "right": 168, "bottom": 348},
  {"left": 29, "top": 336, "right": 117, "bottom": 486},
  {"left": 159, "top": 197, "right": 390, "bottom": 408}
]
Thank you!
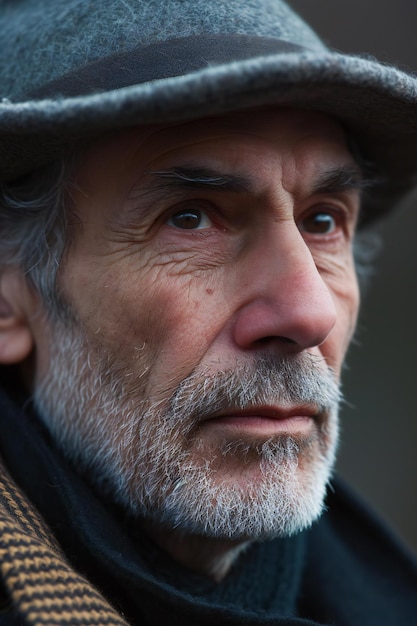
[{"left": 232, "top": 225, "right": 337, "bottom": 352}]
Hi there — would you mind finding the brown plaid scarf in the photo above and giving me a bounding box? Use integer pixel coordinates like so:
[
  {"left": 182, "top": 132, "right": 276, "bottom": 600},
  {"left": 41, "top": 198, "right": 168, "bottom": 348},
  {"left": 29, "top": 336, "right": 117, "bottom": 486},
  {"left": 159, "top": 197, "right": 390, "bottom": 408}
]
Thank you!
[{"left": 0, "top": 457, "right": 129, "bottom": 625}]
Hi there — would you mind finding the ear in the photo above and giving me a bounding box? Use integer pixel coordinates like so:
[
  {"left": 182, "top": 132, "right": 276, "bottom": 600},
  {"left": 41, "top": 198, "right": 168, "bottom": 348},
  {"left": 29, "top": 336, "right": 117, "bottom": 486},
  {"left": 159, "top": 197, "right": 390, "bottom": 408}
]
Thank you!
[{"left": 0, "top": 269, "right": 34, "bottom": 364}]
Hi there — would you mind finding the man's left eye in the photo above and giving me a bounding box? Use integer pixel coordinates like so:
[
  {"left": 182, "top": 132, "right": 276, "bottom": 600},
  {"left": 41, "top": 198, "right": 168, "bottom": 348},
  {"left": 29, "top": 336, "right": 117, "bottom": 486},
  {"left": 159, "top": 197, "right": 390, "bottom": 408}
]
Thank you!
[
  {"left": 300, "top": 211, "right": 338, "bottom": 235},
  {"left": 167, "top": 208, "right": 213, "bottom": 230}
]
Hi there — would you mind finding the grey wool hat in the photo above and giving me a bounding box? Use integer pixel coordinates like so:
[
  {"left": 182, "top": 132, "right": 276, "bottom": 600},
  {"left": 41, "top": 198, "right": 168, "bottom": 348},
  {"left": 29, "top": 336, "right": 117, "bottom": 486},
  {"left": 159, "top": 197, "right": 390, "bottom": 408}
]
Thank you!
[{"left": 2, "top": 0, "right": 417, "bottom": 225}]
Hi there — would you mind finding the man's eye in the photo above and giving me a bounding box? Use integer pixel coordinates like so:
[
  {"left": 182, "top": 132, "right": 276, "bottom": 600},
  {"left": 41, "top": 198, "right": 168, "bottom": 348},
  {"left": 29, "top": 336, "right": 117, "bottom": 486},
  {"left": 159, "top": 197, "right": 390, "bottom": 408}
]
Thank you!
[
  {"left": 300, "top": 211, "right": 338, "bottom": 235},
  {"left": 167, "top": 208, "right": 213, "bottom": 230}
]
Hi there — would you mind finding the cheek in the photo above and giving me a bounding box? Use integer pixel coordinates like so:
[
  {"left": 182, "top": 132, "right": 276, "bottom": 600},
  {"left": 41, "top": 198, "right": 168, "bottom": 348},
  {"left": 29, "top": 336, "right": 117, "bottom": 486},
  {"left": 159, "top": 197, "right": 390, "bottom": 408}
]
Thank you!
[
  {"left": 322, "top": 268, "right": 360, "bottom": 373},
  {"left": 139, "top": 278, "right": 232, "bottom": 391},
  {"left": 61, "top": 257, "right": 229, "bottom": 388}
]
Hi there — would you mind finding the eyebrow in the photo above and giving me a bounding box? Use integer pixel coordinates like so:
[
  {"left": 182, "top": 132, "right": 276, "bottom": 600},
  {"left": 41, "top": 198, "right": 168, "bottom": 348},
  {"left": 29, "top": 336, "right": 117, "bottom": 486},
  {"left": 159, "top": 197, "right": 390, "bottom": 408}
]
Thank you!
[
  {"left": 311, "top": 165, "right": 372, "bottom": 196},
  {"left": 148, "top": 167, "right": 253, "bottom": 193}
]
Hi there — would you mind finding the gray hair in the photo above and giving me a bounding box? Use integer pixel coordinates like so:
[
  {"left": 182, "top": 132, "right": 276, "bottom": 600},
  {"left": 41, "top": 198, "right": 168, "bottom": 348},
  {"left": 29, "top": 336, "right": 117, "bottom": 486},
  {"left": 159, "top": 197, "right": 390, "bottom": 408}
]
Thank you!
[
  {"left": 0, "top": 159, "right": 378, "bottom": 315},
  {"left": 0, "top": 160, "right": 72, "bottom": 315}
]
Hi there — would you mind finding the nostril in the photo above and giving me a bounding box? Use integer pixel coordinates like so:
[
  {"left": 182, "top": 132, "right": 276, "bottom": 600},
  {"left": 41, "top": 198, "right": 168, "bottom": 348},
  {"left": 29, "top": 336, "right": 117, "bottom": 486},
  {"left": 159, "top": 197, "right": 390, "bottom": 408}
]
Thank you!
[
  {"left": 256, "top": 335, "right": 297, "bottom": 346},
  {"left": 278, "top": 336, "right": 297, "bottom": 345},
  {"left": 232, "top": 281, "right": 336, "bottom": 351}
]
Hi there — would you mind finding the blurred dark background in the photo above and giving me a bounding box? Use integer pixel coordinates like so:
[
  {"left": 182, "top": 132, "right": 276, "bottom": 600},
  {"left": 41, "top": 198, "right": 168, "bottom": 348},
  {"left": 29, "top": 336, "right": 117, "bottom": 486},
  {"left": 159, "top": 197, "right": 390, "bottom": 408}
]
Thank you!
[{"left": 290, "top": 0, "right": 417, "bottom": 554}]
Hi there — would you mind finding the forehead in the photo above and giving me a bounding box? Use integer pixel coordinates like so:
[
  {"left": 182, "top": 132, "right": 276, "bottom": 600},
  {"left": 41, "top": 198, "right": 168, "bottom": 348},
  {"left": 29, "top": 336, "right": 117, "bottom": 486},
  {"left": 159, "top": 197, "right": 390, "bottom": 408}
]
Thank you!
[{"left": 74, "top": 108, "right": 355, "bottom": 194}]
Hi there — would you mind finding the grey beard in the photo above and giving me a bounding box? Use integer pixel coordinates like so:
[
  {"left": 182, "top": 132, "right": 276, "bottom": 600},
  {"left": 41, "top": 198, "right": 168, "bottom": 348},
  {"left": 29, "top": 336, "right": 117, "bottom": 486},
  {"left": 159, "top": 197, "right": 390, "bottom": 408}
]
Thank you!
[{"left": 34, "top": 325, "right": 341, "bottom": 541}]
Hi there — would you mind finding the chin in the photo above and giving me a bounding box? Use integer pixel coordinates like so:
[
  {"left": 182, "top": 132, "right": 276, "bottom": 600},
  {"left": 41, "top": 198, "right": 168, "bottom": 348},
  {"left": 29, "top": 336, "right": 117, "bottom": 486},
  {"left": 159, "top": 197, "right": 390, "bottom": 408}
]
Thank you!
[{"left": 127, "top": 431, "right": 337, "bottom": 542}]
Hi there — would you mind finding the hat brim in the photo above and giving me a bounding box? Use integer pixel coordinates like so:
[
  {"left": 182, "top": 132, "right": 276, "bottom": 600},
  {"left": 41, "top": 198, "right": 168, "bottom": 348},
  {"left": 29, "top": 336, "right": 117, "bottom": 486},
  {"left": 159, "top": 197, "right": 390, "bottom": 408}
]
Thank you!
[{"left": 2, "top": 49, "right": 417, "bottom": 225}]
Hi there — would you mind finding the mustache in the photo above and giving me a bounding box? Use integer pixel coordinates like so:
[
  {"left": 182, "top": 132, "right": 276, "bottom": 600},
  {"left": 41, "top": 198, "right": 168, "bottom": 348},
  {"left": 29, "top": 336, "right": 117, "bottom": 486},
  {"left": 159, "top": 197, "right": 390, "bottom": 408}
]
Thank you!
[{"left": 163, "top": 353, "right": 342, "bottom": 429}]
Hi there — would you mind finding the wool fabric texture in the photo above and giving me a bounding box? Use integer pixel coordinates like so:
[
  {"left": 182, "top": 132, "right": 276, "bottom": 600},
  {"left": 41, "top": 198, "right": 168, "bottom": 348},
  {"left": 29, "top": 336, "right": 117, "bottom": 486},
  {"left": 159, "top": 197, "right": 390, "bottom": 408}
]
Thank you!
[{"left": 1, "top": 0, "right": 417, "bottom": 224}]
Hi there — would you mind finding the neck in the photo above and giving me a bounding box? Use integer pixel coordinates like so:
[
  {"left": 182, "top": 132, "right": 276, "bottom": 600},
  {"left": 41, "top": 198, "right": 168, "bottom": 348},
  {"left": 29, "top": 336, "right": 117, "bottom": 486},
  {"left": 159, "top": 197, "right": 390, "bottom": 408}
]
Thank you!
[{"left": 145, "top": 524, "right": 250, "bottom": 582}]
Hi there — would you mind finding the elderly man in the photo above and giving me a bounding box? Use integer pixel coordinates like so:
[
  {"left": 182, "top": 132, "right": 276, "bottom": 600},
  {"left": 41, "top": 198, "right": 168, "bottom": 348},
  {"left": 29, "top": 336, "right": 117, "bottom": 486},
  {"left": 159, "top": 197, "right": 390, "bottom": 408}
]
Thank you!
[{"left": 0, "top": 1, "right": 416, "bottom": 624}]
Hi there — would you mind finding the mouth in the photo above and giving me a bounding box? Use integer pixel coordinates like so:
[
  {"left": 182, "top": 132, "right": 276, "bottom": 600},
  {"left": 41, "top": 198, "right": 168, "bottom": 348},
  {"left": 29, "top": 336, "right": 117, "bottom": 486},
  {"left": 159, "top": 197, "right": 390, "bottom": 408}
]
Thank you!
[{"left": 203, "top": 405, "right": 319, "bottom": 437}]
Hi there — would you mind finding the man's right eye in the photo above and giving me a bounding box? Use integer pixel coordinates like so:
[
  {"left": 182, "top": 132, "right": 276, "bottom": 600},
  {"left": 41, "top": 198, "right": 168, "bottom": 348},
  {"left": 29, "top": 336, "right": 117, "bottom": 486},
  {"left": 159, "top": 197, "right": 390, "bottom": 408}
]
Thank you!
[{"left": 167, "top": 207, "right": 213, "bottom": 230}]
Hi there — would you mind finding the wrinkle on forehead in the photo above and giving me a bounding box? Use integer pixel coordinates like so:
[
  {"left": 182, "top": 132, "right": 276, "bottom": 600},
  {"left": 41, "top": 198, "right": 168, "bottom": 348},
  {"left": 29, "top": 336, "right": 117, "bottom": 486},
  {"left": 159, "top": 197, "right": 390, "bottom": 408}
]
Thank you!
[{"left": 75, "top": 107, "right": 350, "bottom": 175}]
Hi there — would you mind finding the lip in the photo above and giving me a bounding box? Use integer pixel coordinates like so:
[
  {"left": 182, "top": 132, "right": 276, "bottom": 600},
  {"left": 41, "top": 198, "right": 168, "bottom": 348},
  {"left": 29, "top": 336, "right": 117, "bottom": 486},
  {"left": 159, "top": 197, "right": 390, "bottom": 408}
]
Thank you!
[{"left": 203, "top": 405, "right": 318, "bottom": 436}]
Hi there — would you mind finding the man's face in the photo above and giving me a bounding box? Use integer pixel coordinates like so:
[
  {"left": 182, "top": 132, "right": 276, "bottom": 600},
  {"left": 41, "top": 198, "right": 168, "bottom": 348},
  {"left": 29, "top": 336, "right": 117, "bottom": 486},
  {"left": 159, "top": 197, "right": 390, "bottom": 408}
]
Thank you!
[{"left": 33, "top": 108, "right": 360, "bottom": 542}]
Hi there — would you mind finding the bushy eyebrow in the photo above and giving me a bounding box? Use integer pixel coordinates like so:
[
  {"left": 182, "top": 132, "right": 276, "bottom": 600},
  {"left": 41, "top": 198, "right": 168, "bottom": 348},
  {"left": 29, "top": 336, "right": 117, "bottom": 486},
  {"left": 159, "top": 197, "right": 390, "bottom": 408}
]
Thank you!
[
  {"left": 123, "top": 167, "right": 253, "bottom": 221},
  {"left": 149, "top": 167, "right": 253, "bottom": 193},
  {"left": 311, "top": 165, "right": 372, "bottom": 196}
]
